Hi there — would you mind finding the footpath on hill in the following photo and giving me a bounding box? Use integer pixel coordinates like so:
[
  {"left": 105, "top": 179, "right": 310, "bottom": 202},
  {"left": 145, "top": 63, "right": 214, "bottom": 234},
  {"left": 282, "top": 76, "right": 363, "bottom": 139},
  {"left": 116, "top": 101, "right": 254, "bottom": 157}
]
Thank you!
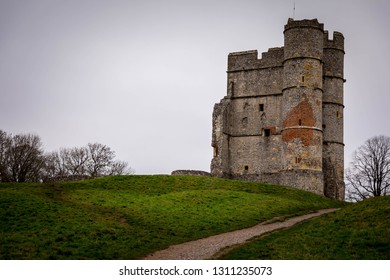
[{"left": 144, "top": 208, "right": 339, "bottom": 260}]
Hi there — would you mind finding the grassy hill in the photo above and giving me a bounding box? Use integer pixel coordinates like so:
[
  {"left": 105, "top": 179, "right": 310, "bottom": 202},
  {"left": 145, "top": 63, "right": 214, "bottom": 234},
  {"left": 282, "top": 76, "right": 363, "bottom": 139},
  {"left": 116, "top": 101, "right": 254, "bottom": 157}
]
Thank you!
[
  {"left": 219, "top": 195, "right": 390, "bottom": 259},
  {"left": 0, "top": 175, "right": 345, "bottom": 259}
]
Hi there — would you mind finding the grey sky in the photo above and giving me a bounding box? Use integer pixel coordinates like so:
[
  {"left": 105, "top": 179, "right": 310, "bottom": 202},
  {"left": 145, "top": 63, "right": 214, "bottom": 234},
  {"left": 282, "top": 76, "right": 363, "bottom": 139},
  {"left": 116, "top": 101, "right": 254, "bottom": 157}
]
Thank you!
[{"left": 1, "top": 0, "right": 389, "bottom": 174}]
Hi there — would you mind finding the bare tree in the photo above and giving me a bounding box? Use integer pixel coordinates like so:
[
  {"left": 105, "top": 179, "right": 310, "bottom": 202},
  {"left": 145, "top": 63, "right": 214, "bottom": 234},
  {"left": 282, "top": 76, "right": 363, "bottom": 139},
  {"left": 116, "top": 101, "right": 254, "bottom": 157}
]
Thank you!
[
  {"left": 43, "top": 151, "right": 61, "bottom": 179},
  {"left": 43, "top": 142, "right": 133, "bottom": 181},
  {"left": 0, "top": 130, "right": 12, "bottom": 182},
  {"left": 6, "top": 133, "right": 45, "bottom": 182},
  {"left": 1, "top": 129, "right": 133, "bottom": 183},
  {"left": 43, "top": 151, "right": 68, "bottom": 180},
  {"left": 346, "top": 135, "right": 390, "bottom": 201},
  {"left": 62, "top": 146, "right": 89, "bottom": 176},
  {"left": 109, "top": 160, "right": 134, "bottom": 175},
  {"left": 86, "top": 143, "right": 115, "bottom": 178}
]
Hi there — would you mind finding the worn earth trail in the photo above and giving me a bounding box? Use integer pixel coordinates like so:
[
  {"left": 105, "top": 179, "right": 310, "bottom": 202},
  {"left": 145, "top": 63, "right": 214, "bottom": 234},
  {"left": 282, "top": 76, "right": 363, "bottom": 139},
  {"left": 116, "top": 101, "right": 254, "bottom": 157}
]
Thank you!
[{"left": 144, "top": 208, "right": 339, "bottom": 260}]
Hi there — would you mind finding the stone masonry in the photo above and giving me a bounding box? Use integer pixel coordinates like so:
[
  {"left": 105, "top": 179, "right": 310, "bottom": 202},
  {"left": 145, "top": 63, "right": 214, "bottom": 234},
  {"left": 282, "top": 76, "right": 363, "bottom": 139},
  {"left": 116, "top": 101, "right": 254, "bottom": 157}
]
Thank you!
[{"left": 211, "top": 19, "right": 345, "bottom": 200}]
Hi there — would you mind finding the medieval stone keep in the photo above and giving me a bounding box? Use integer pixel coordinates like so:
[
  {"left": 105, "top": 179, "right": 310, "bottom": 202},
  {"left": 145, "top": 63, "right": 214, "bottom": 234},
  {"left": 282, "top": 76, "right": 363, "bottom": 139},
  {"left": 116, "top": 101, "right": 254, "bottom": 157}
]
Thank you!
[{"left": 211, "top": 18, "right": 345, "bottom": 200}]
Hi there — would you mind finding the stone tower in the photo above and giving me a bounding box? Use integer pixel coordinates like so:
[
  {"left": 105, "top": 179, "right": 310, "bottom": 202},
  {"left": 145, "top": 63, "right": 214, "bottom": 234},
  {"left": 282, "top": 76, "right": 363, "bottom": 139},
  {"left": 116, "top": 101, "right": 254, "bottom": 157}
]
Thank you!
[{"left": 211, "top": 18, "right": 345, "bottom": 200}]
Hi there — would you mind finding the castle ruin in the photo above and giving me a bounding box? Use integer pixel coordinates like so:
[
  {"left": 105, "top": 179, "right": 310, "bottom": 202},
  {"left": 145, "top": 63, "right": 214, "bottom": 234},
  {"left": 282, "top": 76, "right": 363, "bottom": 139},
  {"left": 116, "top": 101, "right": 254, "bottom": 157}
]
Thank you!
[{"left": 211, "top": 18, "right": 345, "bottom": 200}]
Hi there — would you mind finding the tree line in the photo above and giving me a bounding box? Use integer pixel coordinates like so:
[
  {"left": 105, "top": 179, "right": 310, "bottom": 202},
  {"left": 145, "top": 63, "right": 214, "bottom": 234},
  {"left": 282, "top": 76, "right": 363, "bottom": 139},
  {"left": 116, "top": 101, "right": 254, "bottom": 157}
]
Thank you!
[{"left": 0, "top": 130, "right": 133, "bottom": 183}]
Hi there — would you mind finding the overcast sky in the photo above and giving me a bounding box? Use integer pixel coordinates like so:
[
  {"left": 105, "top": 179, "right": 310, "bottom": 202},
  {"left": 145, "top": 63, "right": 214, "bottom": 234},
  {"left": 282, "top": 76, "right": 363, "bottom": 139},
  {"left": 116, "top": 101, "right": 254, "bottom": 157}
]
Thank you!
[{"left": 1, "top": 0, "right": 389, "bottom": 174}]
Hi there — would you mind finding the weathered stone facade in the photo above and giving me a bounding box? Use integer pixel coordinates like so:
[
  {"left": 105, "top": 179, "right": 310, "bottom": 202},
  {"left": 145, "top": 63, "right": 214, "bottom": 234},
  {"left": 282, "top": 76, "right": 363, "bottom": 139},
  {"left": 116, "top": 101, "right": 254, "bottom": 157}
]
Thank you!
[{"left": 211, "top": 19, "right": 345, "bottom": 200}]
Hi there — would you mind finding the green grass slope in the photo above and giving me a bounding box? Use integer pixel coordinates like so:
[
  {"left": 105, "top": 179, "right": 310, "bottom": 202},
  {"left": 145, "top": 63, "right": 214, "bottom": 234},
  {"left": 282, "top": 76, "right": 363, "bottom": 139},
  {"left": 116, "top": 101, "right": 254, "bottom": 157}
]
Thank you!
[
  {"left": 220, "top": 195, "right": 390, "bottom": 260},
  {"left": 0, "top": 175, "right": 345, "bottom": 259}
]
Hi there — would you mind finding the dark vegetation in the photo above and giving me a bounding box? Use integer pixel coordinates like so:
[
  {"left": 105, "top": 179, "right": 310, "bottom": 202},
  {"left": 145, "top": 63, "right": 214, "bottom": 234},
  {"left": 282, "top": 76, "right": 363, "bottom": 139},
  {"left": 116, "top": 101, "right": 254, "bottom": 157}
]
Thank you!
[
  {"left": 219, "top": 195, "right": 390, "bottom": 260},
  {"left": 0, "top": 175, "right": 345, "bottom": 259}
]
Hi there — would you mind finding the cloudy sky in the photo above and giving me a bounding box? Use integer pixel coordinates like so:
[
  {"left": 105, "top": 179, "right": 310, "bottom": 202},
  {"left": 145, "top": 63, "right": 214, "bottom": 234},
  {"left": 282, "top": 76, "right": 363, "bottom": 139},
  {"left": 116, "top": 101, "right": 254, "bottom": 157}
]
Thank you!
[{"left": 0, "top": 0, "right": 389, "bottom": 174}]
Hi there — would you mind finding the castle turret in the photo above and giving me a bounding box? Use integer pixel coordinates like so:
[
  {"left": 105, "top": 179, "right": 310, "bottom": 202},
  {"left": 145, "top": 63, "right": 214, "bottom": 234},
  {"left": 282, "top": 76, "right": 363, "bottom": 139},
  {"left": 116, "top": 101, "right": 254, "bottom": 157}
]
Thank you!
[
  {"left": 280, "top": 19, "right": 324, "bottom": 194},
  {"left": 322, "top": 31, "right": 345, "bottom": 199}
]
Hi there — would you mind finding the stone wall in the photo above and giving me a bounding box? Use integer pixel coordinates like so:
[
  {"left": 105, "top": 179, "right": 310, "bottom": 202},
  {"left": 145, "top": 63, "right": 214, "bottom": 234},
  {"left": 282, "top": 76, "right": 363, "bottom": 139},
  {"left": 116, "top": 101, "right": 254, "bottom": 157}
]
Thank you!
[{"left": 171, "top": 170, "right": 211, "bottom": 176}]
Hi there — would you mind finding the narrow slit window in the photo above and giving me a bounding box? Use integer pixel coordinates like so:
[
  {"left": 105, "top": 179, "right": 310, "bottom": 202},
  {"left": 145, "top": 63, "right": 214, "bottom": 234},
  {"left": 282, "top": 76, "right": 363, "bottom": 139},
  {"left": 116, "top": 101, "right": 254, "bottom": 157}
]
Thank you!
[
  {"left": 230, "top": 81, "right": 235, "bottom": 96},
  {"left": 295, "top": 157, "right": 301, "bottom": 164},
  {"left": 298, "top": 119, "right": 302, "bottom": 126},
  {"left": 301, "top": 76, "right": 305, "bottom": 83}
]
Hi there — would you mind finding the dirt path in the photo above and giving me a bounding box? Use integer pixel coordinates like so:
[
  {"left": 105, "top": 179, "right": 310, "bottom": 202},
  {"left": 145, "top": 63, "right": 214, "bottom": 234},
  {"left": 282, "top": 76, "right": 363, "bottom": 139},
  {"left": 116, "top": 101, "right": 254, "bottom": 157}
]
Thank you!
[{"left": 144, "top": 208, "right": 339, "bottom": 260}]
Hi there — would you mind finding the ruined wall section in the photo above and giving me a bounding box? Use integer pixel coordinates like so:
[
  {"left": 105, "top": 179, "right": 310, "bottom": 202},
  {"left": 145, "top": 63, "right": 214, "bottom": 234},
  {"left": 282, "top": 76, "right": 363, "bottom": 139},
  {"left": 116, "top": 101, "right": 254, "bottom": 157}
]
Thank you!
[
  {"left": 322, "top": 31, "right": 345, "bottom": 199},
  {"left": 211, "top": 98, "right": 231, "bottom": 177}
]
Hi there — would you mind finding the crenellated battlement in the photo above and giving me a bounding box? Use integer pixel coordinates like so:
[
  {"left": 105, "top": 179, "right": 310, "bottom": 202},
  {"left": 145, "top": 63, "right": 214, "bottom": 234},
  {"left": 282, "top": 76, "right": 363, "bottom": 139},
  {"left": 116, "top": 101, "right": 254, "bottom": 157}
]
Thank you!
[
  {"left": 284, "top": 18, "right": 324, "bottom": 32},
  {"left": 227, "top": 47, "right": 284, "bottom": 72},
  {"left": 324, "top": 31, "right": 344, "bottom": 52}
]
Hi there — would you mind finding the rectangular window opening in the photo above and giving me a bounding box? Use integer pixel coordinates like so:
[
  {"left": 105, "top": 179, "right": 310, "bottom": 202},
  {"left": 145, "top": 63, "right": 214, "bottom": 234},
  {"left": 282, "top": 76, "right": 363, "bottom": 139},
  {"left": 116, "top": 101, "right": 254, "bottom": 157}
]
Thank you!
[
  {"left": 244, "top": 165, "right": 249, "bottom": 171},
  {"left": 230, "top": 81, "right": 234, "bottom": 96},
  {"left": 295, "top": 157, "right": 301, "bottom": 164},
  {"left": 259, "top": 104, "right": 264, "bottom": 112},
  {"left": 264, "top": 129, "right": 271, "bottom": 137}
]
